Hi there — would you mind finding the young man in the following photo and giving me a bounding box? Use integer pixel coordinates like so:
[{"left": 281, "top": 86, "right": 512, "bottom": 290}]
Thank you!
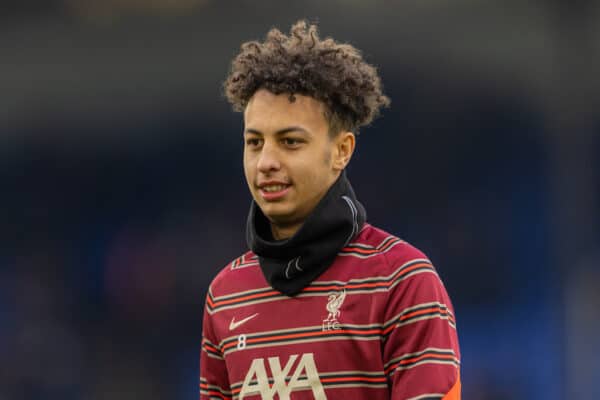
[{"left": 200, "top": 21, "right": 461, "bottom": 400}]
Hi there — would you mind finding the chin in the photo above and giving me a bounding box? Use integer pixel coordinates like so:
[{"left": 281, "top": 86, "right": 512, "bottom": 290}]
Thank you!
[
  {"left": 261, "top": 208, "right": 292, "bottom": 222},
  {"left": 258, "top": 203, "right": 295, "bottom": 223}
]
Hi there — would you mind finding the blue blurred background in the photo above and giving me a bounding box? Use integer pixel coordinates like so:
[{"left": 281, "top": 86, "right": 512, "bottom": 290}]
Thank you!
[{"left": 1, "top": 1, "right": 599, "bottom": 399}]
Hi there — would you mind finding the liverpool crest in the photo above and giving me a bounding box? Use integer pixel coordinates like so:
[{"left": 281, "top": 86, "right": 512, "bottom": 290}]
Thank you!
[{"left": 322, "top": 290, "right": 346, "bottom": 331}]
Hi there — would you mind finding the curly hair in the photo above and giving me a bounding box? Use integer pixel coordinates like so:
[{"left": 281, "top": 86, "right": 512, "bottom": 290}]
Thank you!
[{"left": 223, "top": 20, "right": 390, "bottom": 135}]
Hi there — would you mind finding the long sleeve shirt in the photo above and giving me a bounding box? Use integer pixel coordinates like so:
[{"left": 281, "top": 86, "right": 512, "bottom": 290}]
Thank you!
[{"left": 200, "top": 223, "right": 461, "bottom": 400}]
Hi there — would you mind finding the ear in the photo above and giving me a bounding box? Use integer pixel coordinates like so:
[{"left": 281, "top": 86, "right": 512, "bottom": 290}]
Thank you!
[{"left": 332, "top": 131, "right": 356, "bottom": 171}]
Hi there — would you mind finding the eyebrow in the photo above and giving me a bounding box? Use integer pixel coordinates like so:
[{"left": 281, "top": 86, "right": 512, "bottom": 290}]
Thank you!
[{"left": 244, "top": 126, "right": 310, "bottom": 136}]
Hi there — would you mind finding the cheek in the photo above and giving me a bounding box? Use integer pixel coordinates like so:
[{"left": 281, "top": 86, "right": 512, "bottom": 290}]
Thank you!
[
  {"left": 323, "top": 148, "right": 332, "bottom": 166},
  {"left": 299, "top": 161, "right": 329, "bottom": 192},
  {"left": 243, "top": 154, "right": 255, "bottom": 183}
]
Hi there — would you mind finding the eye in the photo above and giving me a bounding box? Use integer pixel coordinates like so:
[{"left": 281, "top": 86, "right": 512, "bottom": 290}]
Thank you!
[
  {"left": 282, "top": 137, "right": 303, "bottom": 147},
  {"left": 245, "top": 138, "right": 262, "bottom": 147}
]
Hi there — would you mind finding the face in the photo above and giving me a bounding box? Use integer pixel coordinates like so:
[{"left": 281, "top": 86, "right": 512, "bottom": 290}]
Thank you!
[{"left": 243, "top": 89, "right": 354, "bottom": 235}]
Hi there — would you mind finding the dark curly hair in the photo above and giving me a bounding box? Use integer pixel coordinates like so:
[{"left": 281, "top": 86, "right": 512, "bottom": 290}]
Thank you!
[{"left": 223, "top": 20, "right": 390, "bottom": 136}]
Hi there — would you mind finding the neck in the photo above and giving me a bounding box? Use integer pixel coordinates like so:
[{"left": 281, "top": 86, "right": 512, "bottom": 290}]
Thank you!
[
  {"left": 270, "top": 221, "right": 303, "bottom": 240},
  {"left": 245, "top": 171, "right": 367, "bottom": 296}
]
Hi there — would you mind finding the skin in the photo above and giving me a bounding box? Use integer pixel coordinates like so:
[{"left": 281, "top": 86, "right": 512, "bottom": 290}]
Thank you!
[{"left": 243, "top": 89, "right": 356, "bottom": 240}]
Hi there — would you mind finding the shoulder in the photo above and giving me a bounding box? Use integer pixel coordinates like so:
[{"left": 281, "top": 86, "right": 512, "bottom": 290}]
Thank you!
[
  {"left": 207, "top": 250, "right": 266, "bottom": 298},
  {"left": 359, "top": 225, "right": 456, "bottom": 307},
  {"left": 344, "top": 223, "right": 431, "bottom": 269},
  {"left": 347, "top": 223, "right": 449, "bottom": 292}
]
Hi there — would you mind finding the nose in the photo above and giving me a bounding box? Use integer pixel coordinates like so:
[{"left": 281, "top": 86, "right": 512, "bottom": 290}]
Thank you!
[{"left": 256, "top": 141, "right": 281, "bottom": 173}]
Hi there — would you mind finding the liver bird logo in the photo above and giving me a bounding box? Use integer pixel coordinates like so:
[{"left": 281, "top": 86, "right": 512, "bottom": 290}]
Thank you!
[{"left": 325, "top": 290, "right": 346, "bottom": 322}]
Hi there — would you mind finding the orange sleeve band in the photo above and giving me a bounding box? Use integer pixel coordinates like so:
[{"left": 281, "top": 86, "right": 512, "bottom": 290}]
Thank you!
[{"left": 441, "top": 371, "right": 461, "bottom": 400}]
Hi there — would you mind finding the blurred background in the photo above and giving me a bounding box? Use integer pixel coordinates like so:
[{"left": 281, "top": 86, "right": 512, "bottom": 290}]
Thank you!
[{"left": 1, "top": 0, "right": 599, "bottom": 399}]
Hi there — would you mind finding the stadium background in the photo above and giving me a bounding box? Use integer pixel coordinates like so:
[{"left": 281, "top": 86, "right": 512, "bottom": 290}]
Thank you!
[{"left": 1, "top": 1, "right": 599, "bottom": 399}]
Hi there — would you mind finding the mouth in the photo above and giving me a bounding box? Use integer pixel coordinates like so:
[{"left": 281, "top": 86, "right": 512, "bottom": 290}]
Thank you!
[{"left": 258, "top": 183, "right": 291, "bottom": 201}]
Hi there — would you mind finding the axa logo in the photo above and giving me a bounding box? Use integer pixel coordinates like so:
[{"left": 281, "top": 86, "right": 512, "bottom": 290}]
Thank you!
[
  {"left": 240, "top": 353, "right": 326, "bottom": 399},
  {"left": 322, "top": 290, "right": 346, "bottom": 331}
]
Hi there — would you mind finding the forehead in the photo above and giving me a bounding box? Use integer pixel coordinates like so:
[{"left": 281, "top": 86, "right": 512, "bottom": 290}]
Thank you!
[{"left": 244, "top": 89, "right": 328, "bottom": 131}]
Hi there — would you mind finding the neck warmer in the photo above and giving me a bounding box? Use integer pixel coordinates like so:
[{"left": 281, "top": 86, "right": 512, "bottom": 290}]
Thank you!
[{"left": 246, "top": 171, "right": 367, "bottom": 296}]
